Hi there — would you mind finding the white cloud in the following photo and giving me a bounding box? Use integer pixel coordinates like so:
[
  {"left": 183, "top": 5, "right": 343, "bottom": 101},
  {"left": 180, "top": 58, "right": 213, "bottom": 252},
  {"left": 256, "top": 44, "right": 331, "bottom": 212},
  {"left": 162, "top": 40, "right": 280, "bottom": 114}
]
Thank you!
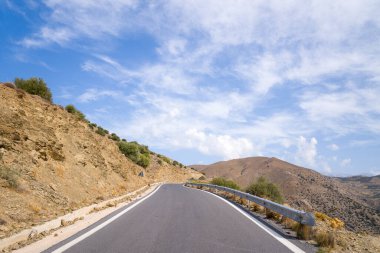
[
  {"left": 77, "top": 89, "right": 123, "bottom": 103},
  {"left": 21, "top": 0, "right": 138, "bottom": 47},
  {"left": 328, "top": 144, "right": 339, "bottom": 151},
  {"left": 295, "top": 136, "right": 318, "bottom": 167},
  {"left": 369, "top": 169, "right": 380, "bottom": 176},
  {"left": 185, "top": 129, "right": 254, "bottom": 160},
  {"left": 299, "top": 86, "right": 380, "bottom": 135},
  {"left": 341, "top": 158, "right": 351, "bottom": 167},
  {"left": 234, "top": 52, "right": 292, "bottom": 94}
]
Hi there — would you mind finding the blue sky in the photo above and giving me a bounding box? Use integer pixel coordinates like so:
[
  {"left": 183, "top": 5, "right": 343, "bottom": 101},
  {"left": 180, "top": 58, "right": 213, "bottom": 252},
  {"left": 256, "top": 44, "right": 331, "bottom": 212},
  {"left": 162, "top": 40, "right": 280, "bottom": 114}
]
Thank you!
[{"left": 1, "top": 0, "right": 380, "bottom": 176}]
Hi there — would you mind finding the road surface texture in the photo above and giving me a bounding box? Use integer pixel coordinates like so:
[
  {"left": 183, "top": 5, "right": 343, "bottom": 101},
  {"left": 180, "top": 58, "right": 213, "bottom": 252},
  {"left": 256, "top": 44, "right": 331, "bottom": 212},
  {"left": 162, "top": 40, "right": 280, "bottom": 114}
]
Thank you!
[{"left": 44, "top": 184, "right": 314, "bottom": 253}]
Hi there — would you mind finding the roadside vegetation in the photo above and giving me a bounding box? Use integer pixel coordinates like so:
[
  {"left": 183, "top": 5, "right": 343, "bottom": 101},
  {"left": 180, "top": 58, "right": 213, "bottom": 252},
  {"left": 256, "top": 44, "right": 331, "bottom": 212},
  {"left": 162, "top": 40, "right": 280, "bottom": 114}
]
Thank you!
[
  {"left": 245, "top": 176, "right": 284, "bottom": 204},
  {"left": 210, "top": 177, "right": 240, "bottom": 190}
]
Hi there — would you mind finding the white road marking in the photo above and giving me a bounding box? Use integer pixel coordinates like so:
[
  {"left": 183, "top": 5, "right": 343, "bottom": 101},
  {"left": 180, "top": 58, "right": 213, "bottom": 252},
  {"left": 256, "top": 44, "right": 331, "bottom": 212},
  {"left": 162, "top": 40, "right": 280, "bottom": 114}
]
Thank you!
[
  {"left": 187, "top": 186, "right": 306, "bottom": 253},
  {"left": 51, "top": 185, "right": 163, "bottom": 253}
]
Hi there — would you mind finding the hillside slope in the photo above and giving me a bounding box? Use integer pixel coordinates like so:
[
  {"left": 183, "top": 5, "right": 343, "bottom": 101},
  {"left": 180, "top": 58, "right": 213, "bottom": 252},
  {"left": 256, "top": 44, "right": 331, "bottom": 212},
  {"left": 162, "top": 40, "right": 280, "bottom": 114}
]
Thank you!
[
  {"left": 0, "top": 85, "right": 200, "bottom": 239},
  {"left": 336, "top": 175, "right": 380, "bottom": 212},
  {"left": 192, "top": 157, "right": 380, "bottom": 234}
]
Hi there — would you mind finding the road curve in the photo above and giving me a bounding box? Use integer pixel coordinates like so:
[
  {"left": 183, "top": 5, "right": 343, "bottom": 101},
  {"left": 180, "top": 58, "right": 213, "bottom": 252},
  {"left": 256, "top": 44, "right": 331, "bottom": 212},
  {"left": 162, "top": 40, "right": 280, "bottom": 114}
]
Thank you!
[{"left": 44, "top": 184, "right": 310, "bottom": 253}]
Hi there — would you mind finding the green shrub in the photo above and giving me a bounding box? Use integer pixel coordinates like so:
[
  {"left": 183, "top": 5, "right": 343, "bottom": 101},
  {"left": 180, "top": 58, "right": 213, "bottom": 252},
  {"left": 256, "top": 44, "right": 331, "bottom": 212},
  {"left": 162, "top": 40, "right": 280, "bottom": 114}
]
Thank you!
[
  {"left": 139, "top": 145, "right": 149, "bottom": 154},
  {"left": 210, "top": 177, "right": 240, "bottom": 190},
  {"left": 118, "top": 142, "right": 140, "bottom": 163},
  {"left": 65, "top": 104, "right": 86, "bottom": 120},
  {"left": 246, "top": 177, "right": 284, "bottom": 204},
  {"left": 137, "top": 154, "right": 150, "bottom": 168},
  {"left": 15, "top": 77, "right": 52, "bottom": 102},
  {"left": 110, "top": 133, "right": 120, "bottom": 142},
  {"left": 161, "top": 156, "right": 171, "bottom": 164},
  {"left": 95, "top": 126, "right": 107, "bottom": 136},
  {"left": 158, "top": 159, "right": 163, "bottom": 165},
  {"left": 88, "top": 123, "right": 97, "bottom": 129},
  {"left": 0, "top": 166, "right": 19, "bottom": 189},
  {"left": 118, "top": 141, "right": 152, "bottom": 168},
  {"left": 199, "top": 176, "right": 206, "bottom": 180}
]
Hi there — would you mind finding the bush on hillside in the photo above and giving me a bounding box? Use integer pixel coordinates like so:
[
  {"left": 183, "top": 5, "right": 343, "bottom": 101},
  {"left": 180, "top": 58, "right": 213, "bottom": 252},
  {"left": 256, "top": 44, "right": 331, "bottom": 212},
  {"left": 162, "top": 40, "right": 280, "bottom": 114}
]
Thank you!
[
  {"left": 118, "top": 142, "right": 140, "bottom": 163},
  {"left": 65, "top": 104, "right": 86, "bottom": 120},
  {"left": 118, "top": 141, "right": 151, "bottom": 168},
  {"left": 210, "top": 177, "right": 240, "bottom": 190},
  {"left": 137, "top": 154, "right": 150, "bottom": 168},
  {"left": 0, "top": 166, "right": 19, "bottom": 189},
  {"left": 15, "top": 77, "right": 52, "bottom": 102},
  {"left": 129, "top": 141, "right": 149, "bottom": 154},
  {"left": 88, "top": 123, "right": 97, "bottom": 129},
  {"left": 246, "top": 176, "right": 284, "bottom": 204},
  {"left": 95, "top": 126, "right": 108, "bottom": 136},
  {"left": 161, "top": 156, "right": 171, "bottom": 164},
  {"left": 109, "top": 133, "right": 121, "bottom": 142}
]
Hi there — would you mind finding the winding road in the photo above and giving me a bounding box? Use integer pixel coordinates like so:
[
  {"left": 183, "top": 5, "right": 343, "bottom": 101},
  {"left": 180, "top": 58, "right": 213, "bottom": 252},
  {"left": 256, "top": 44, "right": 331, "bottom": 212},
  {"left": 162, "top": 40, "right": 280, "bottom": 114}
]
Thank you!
[{"left": 44, "top": 184, "right": 314, "bottom": 253}]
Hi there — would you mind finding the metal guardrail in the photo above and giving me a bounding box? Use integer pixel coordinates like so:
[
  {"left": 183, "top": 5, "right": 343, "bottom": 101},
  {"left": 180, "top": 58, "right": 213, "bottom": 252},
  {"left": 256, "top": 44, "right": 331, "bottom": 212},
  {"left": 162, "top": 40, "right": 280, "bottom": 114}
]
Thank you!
[{"left": 186, "top": 182, "right": 315, "bottom": 226}]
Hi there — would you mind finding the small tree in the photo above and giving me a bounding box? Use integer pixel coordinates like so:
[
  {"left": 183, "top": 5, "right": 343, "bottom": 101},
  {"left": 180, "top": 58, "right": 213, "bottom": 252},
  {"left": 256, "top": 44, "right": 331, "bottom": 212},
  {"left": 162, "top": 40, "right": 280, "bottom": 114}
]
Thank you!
[
  {"left": 15, "top": 77, "right": 52, "bottom": 102},
  {"left": 246, "top": 177, "right": 284, "bottom": 204}
]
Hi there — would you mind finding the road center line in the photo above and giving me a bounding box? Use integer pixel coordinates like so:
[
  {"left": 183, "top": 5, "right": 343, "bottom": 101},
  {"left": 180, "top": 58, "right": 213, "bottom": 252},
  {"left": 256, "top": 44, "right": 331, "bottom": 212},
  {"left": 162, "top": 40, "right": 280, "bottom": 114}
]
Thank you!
[
  {"left": 186, "top": 186, "right": 305, "bottom": 253},
  {"left": 50, "top": 184, "right": 163, "bottom": 253}
]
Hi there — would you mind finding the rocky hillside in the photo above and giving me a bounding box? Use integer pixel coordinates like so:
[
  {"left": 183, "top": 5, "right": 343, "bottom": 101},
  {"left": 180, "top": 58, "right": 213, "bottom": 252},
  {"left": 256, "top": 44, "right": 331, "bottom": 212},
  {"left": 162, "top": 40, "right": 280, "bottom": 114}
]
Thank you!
[
  {"left": 0, "top": 84, "right": 201, "bottom": 239},
  {"left": 192, "top": 157, "right": 380, "bottom": 234},
  {"left": 336, "top": 175, "right": 380, "bottom": 212}
]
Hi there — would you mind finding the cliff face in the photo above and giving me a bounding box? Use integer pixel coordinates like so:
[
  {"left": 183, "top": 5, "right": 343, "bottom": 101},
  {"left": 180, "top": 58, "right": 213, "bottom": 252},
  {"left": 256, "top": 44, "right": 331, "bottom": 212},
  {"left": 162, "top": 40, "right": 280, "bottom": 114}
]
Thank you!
[
  {"left": 192, "top": 157, "right": 380, "bottom": 234},
  {"left": 0, "top": 85, "right": 199, "bottom": 239}
]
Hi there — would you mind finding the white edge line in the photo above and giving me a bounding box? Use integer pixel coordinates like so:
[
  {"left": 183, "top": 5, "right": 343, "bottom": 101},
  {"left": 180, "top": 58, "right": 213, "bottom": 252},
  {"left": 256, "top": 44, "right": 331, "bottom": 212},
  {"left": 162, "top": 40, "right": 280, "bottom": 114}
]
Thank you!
[
  {"left": 51, "top": 184, "right": 163, "bottom": 253},
  {"left": 186, "top": 185, "right": 306, "bottom": 253}
]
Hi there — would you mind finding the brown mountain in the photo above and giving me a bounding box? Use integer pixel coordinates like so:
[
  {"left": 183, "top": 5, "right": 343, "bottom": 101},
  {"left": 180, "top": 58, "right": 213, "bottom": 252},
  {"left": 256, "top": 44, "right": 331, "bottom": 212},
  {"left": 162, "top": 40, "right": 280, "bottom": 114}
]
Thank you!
[
  {"left": 192, "top": 156, "right": 380, "bottom": 234},
  {"left": 0, "top": 84, "right": 200, "bottom": 239}
]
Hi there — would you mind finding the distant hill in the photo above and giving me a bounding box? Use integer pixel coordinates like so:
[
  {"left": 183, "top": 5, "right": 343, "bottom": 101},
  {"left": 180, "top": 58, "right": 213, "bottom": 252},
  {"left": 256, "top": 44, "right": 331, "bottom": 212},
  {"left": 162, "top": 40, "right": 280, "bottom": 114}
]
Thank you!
[
  {"left": 336, "top": 175, "right": 380, "bottom": 212},
  {"left": 191, "top": 157, "right": 380, "bottom": 234}
]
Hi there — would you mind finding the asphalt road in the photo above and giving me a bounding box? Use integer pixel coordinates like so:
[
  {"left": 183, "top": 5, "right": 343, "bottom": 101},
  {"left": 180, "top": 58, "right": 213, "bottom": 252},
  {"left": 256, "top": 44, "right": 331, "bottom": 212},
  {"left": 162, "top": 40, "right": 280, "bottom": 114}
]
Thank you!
[{"left": 45, "top": 184, "right": 311, "bottom": 253}]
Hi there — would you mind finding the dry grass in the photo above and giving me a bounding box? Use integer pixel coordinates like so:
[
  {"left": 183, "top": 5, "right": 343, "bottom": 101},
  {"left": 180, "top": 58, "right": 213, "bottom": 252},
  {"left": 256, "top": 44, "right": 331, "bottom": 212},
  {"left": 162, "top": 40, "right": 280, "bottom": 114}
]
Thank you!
[
  {"left": 315, "top": 231, "right": 336, "bottom": 248},
  {"left": 56, "top": 165, "right": 65, "bottom": 178},
  {"left": 292, "top": 223, "right": 314, "bottom": 240},
  {"left": 281, "top": 216, "right": 297, "bottom": 229},
  {"left": 315, "top": 212, "right": 345, "bottom": 230},
  {"left": 29, "top": 202, "right": 42, "bottom": 214},
  {"left": 0, "top": 166, "right": 19, "bottom": 189}
]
